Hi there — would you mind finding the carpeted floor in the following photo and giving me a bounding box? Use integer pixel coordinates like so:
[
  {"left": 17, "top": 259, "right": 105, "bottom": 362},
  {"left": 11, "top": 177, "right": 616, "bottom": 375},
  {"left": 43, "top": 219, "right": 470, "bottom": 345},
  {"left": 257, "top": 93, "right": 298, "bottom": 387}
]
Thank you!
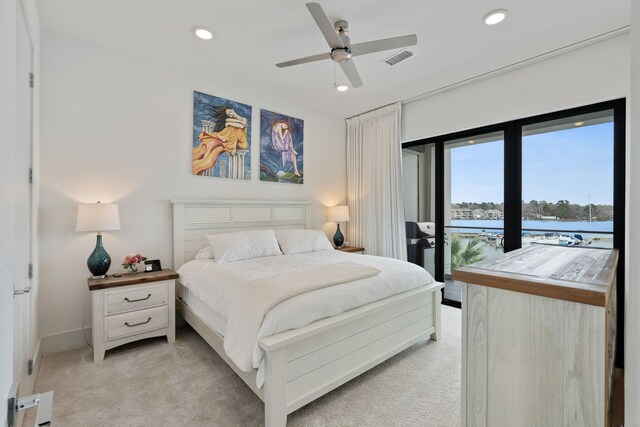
[{"left": 24, "top": 306, "right": 461, "bottom": 427}]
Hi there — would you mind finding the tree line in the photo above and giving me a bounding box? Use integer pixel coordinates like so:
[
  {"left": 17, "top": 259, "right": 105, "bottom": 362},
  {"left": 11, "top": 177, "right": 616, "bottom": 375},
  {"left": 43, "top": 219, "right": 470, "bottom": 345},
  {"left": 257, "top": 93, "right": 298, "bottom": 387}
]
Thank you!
[{"left": 453, "top": 200, "right": 613, "bottom": 221}]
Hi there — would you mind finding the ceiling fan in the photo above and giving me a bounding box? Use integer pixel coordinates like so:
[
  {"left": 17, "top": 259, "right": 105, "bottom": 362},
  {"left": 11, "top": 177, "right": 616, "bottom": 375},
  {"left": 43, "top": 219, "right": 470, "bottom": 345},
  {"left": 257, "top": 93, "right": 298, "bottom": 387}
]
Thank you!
[{"left": 276, "top": 2, "right": 417, "bottom": 89}]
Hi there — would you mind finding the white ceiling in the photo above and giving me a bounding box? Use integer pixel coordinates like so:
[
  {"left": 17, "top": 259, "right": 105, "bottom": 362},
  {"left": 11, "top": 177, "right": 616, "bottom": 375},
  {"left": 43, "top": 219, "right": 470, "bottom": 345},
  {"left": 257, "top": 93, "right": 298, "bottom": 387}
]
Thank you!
[{"left": 37, "top": 0, "right": 630, "bottom": 118}]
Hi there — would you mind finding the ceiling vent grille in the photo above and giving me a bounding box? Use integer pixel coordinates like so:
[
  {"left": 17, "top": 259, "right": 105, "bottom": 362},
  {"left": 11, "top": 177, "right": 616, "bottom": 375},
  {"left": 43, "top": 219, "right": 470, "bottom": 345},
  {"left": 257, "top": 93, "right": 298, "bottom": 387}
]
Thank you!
[{"left": 383, "top": 50, "right": 415, "bottom": 66}]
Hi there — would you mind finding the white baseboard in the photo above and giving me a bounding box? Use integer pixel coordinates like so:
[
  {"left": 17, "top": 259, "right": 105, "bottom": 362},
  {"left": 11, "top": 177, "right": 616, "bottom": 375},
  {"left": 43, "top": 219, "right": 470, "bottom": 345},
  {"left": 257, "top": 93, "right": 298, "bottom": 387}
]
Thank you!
[{"left": 41, "top": 327, "right": 92, "bottom": 356}]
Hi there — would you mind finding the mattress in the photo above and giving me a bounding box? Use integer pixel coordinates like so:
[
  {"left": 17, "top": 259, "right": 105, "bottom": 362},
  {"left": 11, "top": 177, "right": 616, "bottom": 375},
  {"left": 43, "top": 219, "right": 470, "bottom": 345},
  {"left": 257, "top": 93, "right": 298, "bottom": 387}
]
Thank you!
[{"left": 177, "top": 283, "right": 227, "bottom": 336}]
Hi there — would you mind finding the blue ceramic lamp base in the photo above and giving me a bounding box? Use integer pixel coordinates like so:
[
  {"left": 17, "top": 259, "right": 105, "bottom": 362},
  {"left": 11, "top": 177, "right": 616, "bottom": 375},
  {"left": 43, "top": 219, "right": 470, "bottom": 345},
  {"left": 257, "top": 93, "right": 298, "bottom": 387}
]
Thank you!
[
  {"left": 87, "top": 234, "right": 111, "bottom": 277},
  {"left": 333, "top": 224, "right": 344, "bottom": 248}
]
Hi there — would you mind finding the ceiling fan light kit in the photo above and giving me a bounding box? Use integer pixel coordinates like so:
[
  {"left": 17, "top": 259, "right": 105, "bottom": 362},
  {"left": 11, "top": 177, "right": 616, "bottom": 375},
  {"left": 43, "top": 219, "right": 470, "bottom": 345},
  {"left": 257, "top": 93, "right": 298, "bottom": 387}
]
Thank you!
[
  {"left": 276, "top": 2, "right": 418, "bottom": 89},
  {"left": 330, "top": 47, "right": 352, "bottom": 63}
]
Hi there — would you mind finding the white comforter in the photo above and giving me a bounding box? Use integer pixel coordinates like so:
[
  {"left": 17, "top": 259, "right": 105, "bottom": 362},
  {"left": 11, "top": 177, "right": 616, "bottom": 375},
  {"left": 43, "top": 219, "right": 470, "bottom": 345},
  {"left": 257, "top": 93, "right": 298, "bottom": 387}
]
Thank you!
[{"left": 177, "top": 250, "right": 435, "bottom": 387}]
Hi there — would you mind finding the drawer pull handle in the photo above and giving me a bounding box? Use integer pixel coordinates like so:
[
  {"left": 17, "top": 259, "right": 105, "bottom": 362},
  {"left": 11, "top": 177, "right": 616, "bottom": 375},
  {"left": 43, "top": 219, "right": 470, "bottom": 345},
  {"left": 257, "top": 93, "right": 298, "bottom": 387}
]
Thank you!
[
  {"left": 125, "top": 317, "right": 152, "bottom": 327},
  {"left": 124, "top": 294, "right": 151, "bottom": 303}
]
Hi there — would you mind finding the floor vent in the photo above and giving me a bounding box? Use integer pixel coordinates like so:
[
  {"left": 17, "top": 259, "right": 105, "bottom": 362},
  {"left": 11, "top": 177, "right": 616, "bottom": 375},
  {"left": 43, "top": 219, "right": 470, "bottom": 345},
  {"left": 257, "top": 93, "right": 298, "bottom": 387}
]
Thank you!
[{"left": 383, "top": 50, "right": 415, "bottom": 66}]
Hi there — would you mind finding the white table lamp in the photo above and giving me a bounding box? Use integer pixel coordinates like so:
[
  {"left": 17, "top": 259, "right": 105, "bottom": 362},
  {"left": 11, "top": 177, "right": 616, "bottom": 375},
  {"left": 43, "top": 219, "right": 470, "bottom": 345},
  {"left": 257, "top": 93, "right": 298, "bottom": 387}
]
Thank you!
[
  {"left": 76, "top": 202, "right": 120, "bottom": 277},
  {"left": 328, "top": 205, "right": 349, "bottom": 247}
]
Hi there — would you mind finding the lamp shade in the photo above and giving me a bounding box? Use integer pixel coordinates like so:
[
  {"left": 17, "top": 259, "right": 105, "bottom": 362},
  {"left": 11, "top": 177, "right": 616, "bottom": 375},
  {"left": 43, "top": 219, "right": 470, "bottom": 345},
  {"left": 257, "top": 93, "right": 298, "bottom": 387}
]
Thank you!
[
  {"left": 75, "top": 202, "right": 121, "bottom": 232},
  {"left": 328, "top": 205, "right": 349, "bottom": 222}
]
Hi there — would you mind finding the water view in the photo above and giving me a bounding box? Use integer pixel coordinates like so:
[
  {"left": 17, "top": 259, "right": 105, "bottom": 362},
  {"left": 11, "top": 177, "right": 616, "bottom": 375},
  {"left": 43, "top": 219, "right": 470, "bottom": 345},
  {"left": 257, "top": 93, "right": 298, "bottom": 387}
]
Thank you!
[
  {"left": 446, "top": 219, "right": 613, "bottom": 270},
  {"left": 441, "top": 219, "right": 614, "bottom": 302},
  {"left": 452, "top": 219, "right": 613, "bottom": 233}
]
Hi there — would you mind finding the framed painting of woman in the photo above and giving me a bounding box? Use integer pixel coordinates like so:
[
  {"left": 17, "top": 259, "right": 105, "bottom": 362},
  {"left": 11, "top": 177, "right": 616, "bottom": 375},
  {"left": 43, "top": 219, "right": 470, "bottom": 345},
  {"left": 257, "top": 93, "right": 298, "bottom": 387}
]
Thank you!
[
  {"left": 192, "top": 91, "right": 252, "bottom": 180},
  {"left": 259, "top": 109, "right": 304, "bottom": 184}
]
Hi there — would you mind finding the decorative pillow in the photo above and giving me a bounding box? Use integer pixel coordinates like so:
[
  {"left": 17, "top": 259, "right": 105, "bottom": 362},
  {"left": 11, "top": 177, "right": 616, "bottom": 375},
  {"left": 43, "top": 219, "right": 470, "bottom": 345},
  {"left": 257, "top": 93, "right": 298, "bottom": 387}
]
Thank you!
[
  {"left": 275, "top": 229, "right": 334, "bottom": 255},
  {"left": 206, "top": 230, "right": 281, "bottom": 264},
  {"left": 194, "top": 246, "right": 214, "bottom": 260}
]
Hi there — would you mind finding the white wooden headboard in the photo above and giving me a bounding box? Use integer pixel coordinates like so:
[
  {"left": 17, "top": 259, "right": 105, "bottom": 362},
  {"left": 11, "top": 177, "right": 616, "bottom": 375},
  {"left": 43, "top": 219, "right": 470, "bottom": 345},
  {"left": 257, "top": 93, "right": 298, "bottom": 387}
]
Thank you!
[{"left": 171, "top": 199, "right": 311, "bottom": 269}]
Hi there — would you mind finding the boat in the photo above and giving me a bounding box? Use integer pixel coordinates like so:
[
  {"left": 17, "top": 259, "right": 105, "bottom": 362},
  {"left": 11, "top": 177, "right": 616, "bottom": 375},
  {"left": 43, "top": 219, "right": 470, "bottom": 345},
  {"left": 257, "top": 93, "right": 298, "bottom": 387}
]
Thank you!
[{"left": 522, "top": 232, "right": 581, "bottom": 247}]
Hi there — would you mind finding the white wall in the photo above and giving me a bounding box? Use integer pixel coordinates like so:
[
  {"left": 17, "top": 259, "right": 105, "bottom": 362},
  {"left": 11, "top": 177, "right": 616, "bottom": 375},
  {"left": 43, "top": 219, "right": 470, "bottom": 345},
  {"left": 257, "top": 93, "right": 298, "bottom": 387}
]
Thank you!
[
  {"left": 402, "top": 34, "right": 630, "bottom": 142},
  {"left": 38, "top": 31, "right": 347, "bottom": 352},
  {"left": 627, "top": 5, "right": 639, "bottom": 424}
]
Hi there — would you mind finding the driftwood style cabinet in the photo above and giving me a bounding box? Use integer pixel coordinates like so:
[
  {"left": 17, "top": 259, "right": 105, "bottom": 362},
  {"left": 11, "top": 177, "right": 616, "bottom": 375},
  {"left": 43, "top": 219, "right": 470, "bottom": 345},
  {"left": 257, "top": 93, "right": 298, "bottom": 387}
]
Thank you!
[{"left": 454, "top": 245, "right": 618, "bottom": 427}]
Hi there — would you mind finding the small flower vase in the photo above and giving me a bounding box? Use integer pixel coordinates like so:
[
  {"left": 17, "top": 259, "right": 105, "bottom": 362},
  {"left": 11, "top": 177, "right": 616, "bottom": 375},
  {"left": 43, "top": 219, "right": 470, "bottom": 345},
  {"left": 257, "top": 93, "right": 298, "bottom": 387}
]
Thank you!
[{"left": 128, "top": 264, "right": 138, "bottom": 274}]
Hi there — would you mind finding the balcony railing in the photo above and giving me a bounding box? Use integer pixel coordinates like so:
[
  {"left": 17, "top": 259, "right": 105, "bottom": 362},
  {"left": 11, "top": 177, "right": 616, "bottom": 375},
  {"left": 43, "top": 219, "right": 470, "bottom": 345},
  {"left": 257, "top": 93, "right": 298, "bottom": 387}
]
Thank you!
[{"left": 443, "top": 225, "right": 613, "bottom": 252}]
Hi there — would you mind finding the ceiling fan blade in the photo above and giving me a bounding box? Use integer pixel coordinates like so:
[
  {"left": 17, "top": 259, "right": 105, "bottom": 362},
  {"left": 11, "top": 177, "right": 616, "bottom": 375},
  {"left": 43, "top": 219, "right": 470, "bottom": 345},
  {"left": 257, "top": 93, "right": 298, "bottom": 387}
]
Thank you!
[
  {"left": 339, "top": 59, "right": 363, "bottom": 88},
  {"left": 306, "top": 2, "right": 343, "bottom": 48},
  {"left": 350, "top": 34, "right": 417, "bottom": 57},
  {"left": 276, "top": 52, "right": 331, "bottom": 68}
]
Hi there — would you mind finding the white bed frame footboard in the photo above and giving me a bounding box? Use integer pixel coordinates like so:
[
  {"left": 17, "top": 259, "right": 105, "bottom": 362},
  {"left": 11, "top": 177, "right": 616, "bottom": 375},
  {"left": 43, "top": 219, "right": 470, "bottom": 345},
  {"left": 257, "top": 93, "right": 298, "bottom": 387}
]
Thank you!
[
  {"left": 259, "top": 283, "right": 442, "bottom": 426},
  {"left": 171, "top": 200, "right": 444, "bottom": 427}
]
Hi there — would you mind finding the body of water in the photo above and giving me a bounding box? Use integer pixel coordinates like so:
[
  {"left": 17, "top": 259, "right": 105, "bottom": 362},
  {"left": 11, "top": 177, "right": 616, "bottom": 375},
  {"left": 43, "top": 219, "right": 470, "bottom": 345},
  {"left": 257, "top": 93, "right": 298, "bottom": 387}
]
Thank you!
[
  {"left": 450, "top": 219, "right": 613, "bottom": 233},
  {"left": 444, "top": 220, "right": 614, "bottom": 268}
]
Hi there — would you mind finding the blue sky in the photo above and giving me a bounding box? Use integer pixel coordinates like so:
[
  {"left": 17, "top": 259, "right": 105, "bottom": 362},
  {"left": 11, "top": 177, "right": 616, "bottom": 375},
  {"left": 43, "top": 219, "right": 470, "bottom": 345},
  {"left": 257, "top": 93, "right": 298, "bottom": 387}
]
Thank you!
[{"left": 451, "top": 122, "right": 614, "bottom": 205}]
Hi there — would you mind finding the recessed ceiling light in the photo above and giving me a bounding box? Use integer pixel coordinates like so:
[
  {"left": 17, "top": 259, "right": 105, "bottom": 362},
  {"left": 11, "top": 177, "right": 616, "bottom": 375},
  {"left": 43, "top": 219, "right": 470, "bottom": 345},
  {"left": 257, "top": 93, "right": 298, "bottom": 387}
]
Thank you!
[
  {"left": 468, "top": 140, "right": 475, "bottom": 144},
  {"left": 336, "top": 84, "right": 349, "bottom": 92},
  {"left": 193, "top": 27, "right": 213, "bottom": 40},
  {"left": 483, "top": 9, "right": 508, "bottom": 25},
  {"left": 574, "top": 121, "right": 584, "bottom": 126}
]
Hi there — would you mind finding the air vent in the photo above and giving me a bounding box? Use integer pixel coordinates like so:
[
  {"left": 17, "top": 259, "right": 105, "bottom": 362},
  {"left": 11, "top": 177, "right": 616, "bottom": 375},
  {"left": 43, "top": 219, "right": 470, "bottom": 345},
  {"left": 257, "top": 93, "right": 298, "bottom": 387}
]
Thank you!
[{"left": 382, "top": 50, "right": 415, "bottom": 66}]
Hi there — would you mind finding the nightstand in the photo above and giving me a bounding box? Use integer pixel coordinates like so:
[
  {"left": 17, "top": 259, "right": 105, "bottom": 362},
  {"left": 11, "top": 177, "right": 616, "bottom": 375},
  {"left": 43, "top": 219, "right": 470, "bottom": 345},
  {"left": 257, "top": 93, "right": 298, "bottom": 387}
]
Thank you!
[
  {"left": 335, "top": 246, "right": 365, "bottom": 254},
  {"left": 88, "top": 269, "right": 178, "bottom": 362}
]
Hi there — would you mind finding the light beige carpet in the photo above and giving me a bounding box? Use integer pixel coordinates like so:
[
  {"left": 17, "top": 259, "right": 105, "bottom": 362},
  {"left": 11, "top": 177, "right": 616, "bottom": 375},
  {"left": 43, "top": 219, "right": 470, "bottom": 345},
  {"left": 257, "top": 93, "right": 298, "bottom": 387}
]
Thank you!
[{"left": 24, "top": 305, "right": 461, "bottom": 427}]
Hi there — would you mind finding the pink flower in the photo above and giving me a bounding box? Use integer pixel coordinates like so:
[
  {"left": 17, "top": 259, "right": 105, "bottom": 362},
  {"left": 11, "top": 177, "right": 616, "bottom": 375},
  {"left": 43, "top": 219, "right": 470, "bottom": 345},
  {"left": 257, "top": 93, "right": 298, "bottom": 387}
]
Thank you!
[{"left": 122, "top": 253, "right": 147, "bottom": 269}]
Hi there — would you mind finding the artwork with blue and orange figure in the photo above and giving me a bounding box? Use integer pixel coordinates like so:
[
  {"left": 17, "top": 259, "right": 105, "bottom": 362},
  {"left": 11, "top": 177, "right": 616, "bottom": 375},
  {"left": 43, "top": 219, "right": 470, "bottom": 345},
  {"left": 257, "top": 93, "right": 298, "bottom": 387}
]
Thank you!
[
  {"left": 192, "top": 91, "right": 252, "bottom": 180},
  {"left": 260, "top": 109, "right": 304, "bottom": 184}
]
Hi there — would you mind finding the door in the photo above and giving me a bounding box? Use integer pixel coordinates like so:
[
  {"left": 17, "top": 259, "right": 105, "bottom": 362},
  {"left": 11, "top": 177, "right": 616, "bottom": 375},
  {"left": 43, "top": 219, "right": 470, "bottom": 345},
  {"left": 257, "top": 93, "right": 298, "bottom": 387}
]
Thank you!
[
  {"left": 443, "top": 131, "right": 505, "bottom": 304},
  {"left": 1, "top": 1, "right": 33, "bottom": 424},
  {"left": 13, "top": 0, "right": 34, "bottom": 419},
  {"left": 0, "top": 0, "right": 14, "bottom": 422}
]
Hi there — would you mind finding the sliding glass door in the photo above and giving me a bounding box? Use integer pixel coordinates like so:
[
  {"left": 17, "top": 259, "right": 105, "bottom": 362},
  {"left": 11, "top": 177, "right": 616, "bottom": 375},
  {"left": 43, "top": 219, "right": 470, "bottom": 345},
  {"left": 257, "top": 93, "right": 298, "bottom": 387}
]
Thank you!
[
  {"left": 443, "top": 131, "right": 504, "bottom": 303},
  {"left": 402, "top": 98, "right": 625, "bottom": 364}
]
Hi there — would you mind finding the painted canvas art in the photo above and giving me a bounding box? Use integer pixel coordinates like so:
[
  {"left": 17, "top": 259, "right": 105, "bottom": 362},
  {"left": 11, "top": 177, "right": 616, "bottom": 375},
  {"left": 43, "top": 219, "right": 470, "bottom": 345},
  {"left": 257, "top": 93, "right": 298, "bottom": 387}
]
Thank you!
[
  {"left": 260, "top": 109, "right": 304, "bottom": 184},
  {"left": 192, "top": 91, "right": 252, "bottom": 180}
]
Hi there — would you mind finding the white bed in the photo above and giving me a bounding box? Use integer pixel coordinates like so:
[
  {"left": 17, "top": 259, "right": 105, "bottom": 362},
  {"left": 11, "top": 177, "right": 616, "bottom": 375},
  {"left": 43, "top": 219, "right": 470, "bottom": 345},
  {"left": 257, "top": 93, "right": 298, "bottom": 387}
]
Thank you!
[{"left": 172, "top": 199, "right": 444, "bottom": 427}]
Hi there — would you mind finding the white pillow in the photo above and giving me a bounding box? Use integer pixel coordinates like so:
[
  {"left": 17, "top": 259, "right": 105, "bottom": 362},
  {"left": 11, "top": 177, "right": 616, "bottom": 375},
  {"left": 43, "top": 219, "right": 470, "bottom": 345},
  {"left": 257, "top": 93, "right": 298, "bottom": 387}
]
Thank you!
[
  {"left": 194, "top": 246, "right": 214, "bottom": 260},
  {"left": 276, "top": 229, "right": 334, "bottom": 255},
  {"left": 206, "top": 230, "right": 281, "bottom": 264}
]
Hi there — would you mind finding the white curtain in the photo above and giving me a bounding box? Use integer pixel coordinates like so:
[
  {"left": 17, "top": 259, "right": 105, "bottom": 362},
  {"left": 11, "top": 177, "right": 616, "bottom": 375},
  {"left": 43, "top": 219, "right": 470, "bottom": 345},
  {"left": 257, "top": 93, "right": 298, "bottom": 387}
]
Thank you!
[{"left": 346, "top": 102, "right": 407, "bottom": 260}]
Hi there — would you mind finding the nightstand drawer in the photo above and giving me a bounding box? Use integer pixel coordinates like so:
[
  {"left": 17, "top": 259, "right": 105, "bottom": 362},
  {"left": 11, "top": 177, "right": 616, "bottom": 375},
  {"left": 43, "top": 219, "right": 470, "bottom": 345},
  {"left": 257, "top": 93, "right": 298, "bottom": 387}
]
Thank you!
[
  {"left": 104, "top": 282, "right": 168, "bottom": 315},
  {"left": 105, "top": 306, "right": 168, "bottom": 341}
]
